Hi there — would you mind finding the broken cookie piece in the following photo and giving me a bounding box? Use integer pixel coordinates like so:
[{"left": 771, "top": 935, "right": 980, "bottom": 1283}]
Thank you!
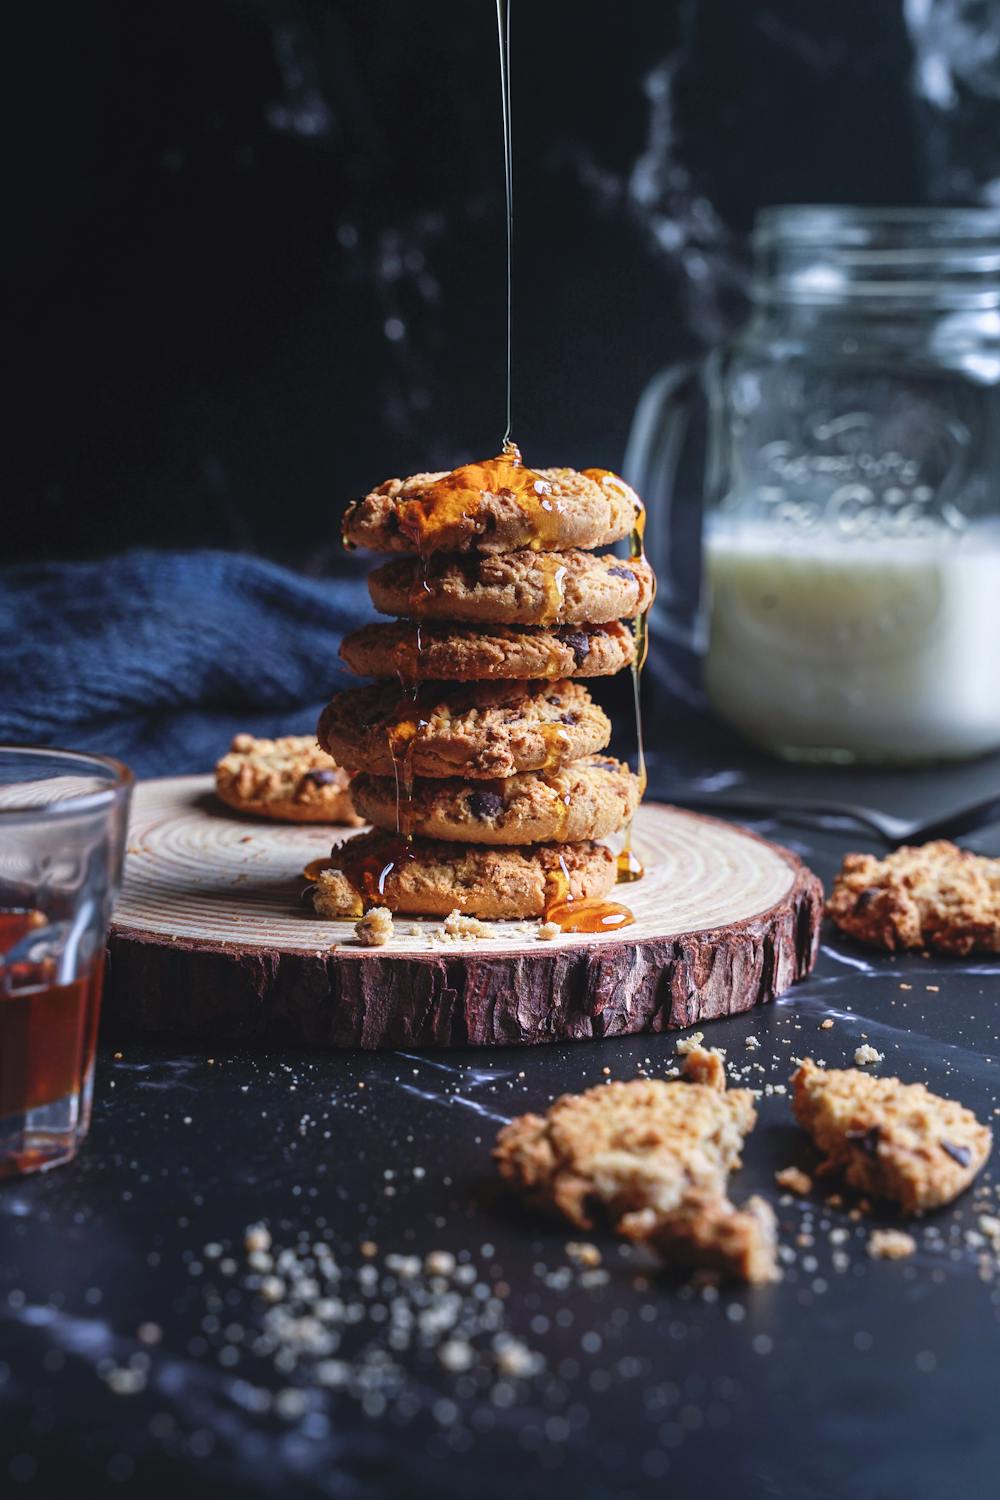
[
  {"left": 621, "top": 1190, "right": 779, "bottom": 1286},
  {"left": 827, "top": 840, "right": 1000, "bottom": 955},
  {"left": 493, "top": 1057, "right": 773, "bottom": 1283},
  {"left": 494, "top": 1064, "right": 757, "bottom": 1231},
  {"left": 791, "top": 1058, "right": 992, "bottom": 1213}
]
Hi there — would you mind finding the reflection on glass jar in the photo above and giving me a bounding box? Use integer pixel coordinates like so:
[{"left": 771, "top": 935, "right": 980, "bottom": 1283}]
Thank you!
[{"left": 627, "top": 206, "right": 1000, "bottom": 763}]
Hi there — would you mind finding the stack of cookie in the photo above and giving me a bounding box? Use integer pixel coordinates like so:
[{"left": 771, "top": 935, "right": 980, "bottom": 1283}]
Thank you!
[{"left": 311, "top": 451, "right": 655, "bottom": 924}]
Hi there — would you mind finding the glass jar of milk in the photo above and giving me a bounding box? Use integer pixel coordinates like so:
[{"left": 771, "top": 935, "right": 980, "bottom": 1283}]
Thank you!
[{"left": 628, "top": 206, "right": 1000, "bottom": 763}]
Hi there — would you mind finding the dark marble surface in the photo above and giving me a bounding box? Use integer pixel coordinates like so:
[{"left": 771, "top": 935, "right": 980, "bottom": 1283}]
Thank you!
[{"left": 2, "top": 746, "right": 999, "bottom": 1500}]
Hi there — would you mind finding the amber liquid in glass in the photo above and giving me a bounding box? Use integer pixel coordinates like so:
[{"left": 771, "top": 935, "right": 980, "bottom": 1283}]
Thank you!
[{"left": 0, "top": 908, "right": 103, "bottom": 1170}]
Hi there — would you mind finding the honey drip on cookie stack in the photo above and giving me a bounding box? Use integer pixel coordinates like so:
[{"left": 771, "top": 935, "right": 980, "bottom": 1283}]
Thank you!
[{"left": 307, "top": 0, "right": 655, "bottom": 929}]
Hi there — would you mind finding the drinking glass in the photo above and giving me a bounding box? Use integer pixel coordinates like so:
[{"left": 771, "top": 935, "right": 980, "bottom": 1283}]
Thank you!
[{"left": 0, "top": 747, "right": 132, "bottom": 1176}]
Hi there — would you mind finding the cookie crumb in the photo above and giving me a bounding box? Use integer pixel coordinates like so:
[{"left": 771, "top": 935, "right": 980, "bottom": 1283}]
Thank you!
[
  {"left": 775, "top": 1166, "right": 812, "bottom": 1196},
  {"left": 868, "top": 1228, "right": 917, "bottom": 1260},
  {"left": 854, "top": 1044, "right": 884, "bottom": 1066},
  {"left": 565, "top": 1241, "right": 602, "bottom": 1268},
  {"left": 681, "top": 1045, "right": 727, "bottom": 1092},
  {"left": 355, "top": 906, "right": 394, "bottom": 946},
  {"left": 820, "top": 1019, "right": 834, "bottom": 1030},
  {"left": 675, "top": 1031, "right": 705, "bottom": 1056},
  {"left": 440, "top": 909, "right": 493, "bottom": 940},
  {"left": 744, "top": 1035, "right": 760, "bottom": 1050},
  {"left": 538, "top": 921, "right": 561, "bottom": 941}
]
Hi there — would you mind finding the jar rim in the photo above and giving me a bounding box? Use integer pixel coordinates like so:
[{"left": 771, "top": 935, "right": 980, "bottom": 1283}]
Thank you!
[{"left": 753, "top": 205, "right": 1000, "bottom": 308}]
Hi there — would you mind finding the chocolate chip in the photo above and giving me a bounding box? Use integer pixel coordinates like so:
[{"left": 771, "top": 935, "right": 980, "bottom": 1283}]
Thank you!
[
  {"left": 846, "top": 1125, "right": 881, "bottom": 1156},
  {"left": 854, "top": 887, "right": 881, "bottom": 911},
  {"left": 560, "top": 712, "right": 578, "bottom": 725},
  {"left": 563, "top": 630, "right": 591, "bottom": 666},
  {"left": 301, "top": 769, "right": 338, "bottom": 787},
  {"left": 607, "top": 565, "right": 633, "bottom": 581},
  {"left": 940, "top": 1138, "right": 972, "bottom": 1167},
  {"left": 468, "top": 790, "right": 504, "bottom": 821}
]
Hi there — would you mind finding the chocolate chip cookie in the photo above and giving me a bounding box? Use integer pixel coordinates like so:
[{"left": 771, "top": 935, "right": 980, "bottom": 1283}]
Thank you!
[
  {"left": 313, "top": 832, "right": 616, "bottom": 919},
  {"left": 342, "top": 464, "right": 641, "bottom": 555},
  {"left": 827, "top": 840, "right": 1000, "bottom": 956},
  {"left": 317, "top": 679, "right": 611, "bottom": 780},
  {"left": 350, "top": 755, "right": 640, "bottom": 844},
  {"left": 792, "top": 1057, "right": 992, "bottom": 1212},
  {"left": 215, "top": 734, "right": 360, "bottom": 825},
  {"left": 339, "top": 620, "right": 635, "bottom": 682},
  {"left": 368, "top": 550, "right": 655, "bottom": 626}
]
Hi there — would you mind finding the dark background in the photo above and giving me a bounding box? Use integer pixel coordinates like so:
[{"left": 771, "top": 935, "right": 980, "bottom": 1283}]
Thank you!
[{"left": 10, "top": 0, "right": 997, "bottom": 567}]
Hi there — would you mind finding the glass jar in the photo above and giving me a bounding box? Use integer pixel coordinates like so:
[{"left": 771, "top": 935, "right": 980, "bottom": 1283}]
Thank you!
[{"left": 627, "top": 206, "right": 1000, "bottom": 763}]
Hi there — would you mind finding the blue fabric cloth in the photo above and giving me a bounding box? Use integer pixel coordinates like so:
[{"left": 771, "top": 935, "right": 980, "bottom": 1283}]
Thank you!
[{"left": 0, "top": 552, "right": 370, "bottom": 777}]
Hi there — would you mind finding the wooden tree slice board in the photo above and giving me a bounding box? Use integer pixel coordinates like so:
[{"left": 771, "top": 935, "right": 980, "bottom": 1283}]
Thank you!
[{"left": 106, "top": 776, "right": 824, "bottom": 1049}]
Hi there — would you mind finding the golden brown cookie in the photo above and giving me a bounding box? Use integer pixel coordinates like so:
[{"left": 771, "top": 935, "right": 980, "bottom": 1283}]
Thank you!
[
  {"left": 214, "top": 734, "right": 361, "bottom": 825},
  {"left": 313, "top": 833, "right": 615, "bottom": 919},
  {"left": 350, "top": 755, "right": 640, "bottom": 845},
  {"left": 317, "top": 679, "right": 611, "bottom": 780},
  {"left": 791, "top": 1057, "right": 992, "bottom": 1212},
  {"left": 339, "top": 620, "right": 635, "bottom": 683},
  {"left": 493, "top": 1069, "right": 758, "bottom": 1230},
  {"left": 827, "top": 840, "right": 1000, "bottom": 956},
  {"left": 368, "top": 550, "right": 655, "bottom": 627},
  {"left": 342, "top": 459, "right": 642, "bottom": 555}
]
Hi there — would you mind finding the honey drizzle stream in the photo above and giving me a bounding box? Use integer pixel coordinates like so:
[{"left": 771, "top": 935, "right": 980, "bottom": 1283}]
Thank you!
[
  {"left": 619, "top": 495, "right": 648, "bottom": 884},
  {"left": 497, "top": 0, "right": 513, "bottom": 449}
]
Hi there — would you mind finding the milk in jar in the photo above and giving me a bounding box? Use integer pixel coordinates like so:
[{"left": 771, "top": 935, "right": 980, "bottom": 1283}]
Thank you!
[{"left": 704, "top": 521, "right": 1000, "bottom": 759}]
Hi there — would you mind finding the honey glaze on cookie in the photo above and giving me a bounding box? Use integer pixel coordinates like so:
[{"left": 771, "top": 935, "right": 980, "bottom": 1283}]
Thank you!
[
  {"left": 542, "top": 856, "right": 634, "bottom": 935},
  {"left": 337, "top": 833, "right": 413, "bottom": 907},
  {"left": 396, "top": 444, "right": 560, "bottom": 558},
  {"left": 538, "top": 554, "right": 568, "bottom": 625}
]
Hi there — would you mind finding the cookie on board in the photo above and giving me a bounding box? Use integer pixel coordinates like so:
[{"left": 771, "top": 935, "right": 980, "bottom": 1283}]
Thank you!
[
  {"left": 312, "top": 833, "right": 615, "bottom": 920},
  {"left": 215, "top": 734, "right": 360, "bottom": 825},
  {"left": 318, "top": 679, "right": 611, "bottom": 780},
  {"left": 339, "top": 620, "right": 635, "bottom": 682},
  {"left": 350, "top": 756, "right": 640, "bottom": 846},
  {"left": 368, "top": 550, "right": 655, "bottom": 627},
  {"left": 342, "top": 464, "right": 641, "bottom": 556}
]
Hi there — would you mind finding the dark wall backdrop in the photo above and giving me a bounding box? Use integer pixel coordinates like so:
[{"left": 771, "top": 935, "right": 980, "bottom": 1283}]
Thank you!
[{"left": 8, "top": 0, "right": 1000, "bottom": 565}]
